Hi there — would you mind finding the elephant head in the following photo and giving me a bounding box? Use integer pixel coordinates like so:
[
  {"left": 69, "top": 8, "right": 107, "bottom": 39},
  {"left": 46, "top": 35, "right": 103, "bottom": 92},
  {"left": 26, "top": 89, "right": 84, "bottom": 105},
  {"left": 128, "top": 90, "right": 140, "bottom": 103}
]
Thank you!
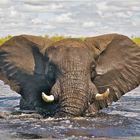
[
  {"left": 0, "top": 34, "right": 140, "bottom": 117},
  {"left": 42, "top": 39, "right": 107, "bottom": 116}
]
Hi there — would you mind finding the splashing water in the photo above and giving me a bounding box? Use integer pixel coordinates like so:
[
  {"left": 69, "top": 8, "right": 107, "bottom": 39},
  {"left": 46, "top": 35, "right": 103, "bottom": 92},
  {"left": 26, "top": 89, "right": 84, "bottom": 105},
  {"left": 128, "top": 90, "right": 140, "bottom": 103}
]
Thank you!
[{"left": 0, "top": 81, "right": 140, "bottom": 139}]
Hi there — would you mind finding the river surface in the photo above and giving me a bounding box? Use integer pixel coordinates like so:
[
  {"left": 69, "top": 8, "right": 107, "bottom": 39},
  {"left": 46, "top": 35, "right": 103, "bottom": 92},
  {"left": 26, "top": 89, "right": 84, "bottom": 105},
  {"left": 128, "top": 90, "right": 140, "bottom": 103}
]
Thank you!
[{"left": 0, "top": 80, "right": 140, "bottom": 140}]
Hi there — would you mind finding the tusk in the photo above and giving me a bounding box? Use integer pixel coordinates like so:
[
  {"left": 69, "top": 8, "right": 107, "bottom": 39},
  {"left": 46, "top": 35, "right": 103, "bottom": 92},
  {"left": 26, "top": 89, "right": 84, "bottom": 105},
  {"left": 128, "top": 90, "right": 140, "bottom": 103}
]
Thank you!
[
  {"left": 42, "top": 92, "right": 54, "bottom": 103},
  {"left": 95, "top": 88, "right": 110, "bottom": 100}
]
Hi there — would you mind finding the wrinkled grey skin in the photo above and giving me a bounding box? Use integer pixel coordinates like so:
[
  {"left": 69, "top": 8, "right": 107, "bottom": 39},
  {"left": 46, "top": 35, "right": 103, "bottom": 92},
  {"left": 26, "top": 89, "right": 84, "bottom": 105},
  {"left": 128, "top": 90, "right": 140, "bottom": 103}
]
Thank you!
[
  {"left": 45, "top": 39, "right": 97, "bottom": 116},
  {"left": 0, "top": 33, "right": 140, "bottom": 117}
]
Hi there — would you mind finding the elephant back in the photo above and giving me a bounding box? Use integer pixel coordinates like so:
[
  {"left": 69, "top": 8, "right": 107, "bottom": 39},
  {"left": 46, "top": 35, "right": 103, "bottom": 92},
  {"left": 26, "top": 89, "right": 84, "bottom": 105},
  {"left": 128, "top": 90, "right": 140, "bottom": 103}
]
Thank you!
[{"left": 50, "top": 38, "right": 86, "bottom": 48}]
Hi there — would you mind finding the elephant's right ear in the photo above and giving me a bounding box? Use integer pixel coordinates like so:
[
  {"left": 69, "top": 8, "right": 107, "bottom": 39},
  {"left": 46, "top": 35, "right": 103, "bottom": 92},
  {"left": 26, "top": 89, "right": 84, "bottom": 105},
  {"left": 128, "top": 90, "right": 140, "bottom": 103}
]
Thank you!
[
  {"left": 92, "top": 36, "right": 140, "bottom": 110},
  {"left": 0, "top": 35, "right": 45, "bottom": 92}
]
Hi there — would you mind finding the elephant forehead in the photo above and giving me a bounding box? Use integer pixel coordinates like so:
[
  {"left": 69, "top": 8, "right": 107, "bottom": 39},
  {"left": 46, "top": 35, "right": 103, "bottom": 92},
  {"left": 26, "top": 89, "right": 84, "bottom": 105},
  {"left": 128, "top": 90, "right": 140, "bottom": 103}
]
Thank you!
[
  {"left": 51, "top": 38, "right": 86, "bottom": 48},
  {"left": 47, "top": 46, "right": 93, "bottom": 67},
  {"left": 65, "top": 47, "right": 92, "bottom": 63},
  {"left": 46, "top": 38, "right": 93, "bottom": 64}
]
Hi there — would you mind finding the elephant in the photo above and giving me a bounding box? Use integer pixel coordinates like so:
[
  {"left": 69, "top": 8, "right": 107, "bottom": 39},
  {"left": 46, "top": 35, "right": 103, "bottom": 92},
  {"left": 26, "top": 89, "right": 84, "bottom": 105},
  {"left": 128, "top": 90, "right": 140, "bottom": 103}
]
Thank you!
[{"left": 0, "top": 33, "right": 140, "bottom": 117}]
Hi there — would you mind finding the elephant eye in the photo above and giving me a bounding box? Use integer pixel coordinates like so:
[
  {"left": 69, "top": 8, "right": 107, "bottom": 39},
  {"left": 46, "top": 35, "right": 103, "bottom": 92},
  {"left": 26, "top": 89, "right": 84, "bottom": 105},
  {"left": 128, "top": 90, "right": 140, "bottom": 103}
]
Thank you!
[
  {"left": 90, "top": 61, "right": 96, "bottom": 70},
  {"left": 91, "top": 64, "right": 96, "bottom": 70},
  {"left": 90, "top": 63, "right": 96, "bottom": 81}
]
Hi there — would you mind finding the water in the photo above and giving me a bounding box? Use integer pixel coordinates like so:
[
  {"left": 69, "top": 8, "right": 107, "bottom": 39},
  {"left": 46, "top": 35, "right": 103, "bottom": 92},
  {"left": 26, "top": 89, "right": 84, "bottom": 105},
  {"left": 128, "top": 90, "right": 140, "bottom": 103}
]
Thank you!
[{"left": 0, "top": 80, "right": 140, "bottom": 140}]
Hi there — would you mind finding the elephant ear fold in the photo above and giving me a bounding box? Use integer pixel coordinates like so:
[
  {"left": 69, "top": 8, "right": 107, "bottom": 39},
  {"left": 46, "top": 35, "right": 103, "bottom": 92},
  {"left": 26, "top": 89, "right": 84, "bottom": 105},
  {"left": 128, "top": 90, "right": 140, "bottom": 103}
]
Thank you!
[
  {"left": 84, "top": 33, "right": 119, "bottom": 58},
  {"left": 93, "top": 36, "right": 140, "bottom": 110}
]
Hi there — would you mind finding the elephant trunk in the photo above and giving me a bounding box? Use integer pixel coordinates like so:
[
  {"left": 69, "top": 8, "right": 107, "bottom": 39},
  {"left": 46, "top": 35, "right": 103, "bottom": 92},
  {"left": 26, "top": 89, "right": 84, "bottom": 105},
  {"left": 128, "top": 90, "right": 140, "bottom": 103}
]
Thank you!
[
  {"left": 57, "top": 72, "right": 90, "bottom": 117},
  {"left": 43, "top": 57, "right": 93, "bottom": 117}
]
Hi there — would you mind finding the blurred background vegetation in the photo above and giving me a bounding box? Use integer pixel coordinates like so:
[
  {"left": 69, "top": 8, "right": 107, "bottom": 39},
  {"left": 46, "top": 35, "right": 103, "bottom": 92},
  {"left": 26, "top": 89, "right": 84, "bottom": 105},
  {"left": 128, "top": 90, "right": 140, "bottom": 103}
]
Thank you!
[
  {"left": 132, "top": 38, "right": 140, "bottom": 46},
  {"left": 0, "top": 35, "right": 13, "bottom": 45},
  {"left": 0, "top": 34, "right": 140, "bottom": 47}
]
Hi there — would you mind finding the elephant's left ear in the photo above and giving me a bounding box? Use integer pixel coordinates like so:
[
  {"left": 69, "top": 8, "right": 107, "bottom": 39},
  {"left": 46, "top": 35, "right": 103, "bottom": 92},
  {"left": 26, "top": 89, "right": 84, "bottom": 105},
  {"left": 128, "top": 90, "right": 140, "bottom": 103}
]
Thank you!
[{"left": 93, "top": 36, "right": 140, "bottom": 110}]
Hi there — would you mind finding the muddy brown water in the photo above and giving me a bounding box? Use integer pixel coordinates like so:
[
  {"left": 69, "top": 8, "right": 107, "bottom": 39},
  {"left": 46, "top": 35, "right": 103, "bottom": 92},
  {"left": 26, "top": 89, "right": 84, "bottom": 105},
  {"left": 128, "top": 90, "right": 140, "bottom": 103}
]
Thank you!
[{"left": 0, "top": 81, "right": 140, "bottom": 140}]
